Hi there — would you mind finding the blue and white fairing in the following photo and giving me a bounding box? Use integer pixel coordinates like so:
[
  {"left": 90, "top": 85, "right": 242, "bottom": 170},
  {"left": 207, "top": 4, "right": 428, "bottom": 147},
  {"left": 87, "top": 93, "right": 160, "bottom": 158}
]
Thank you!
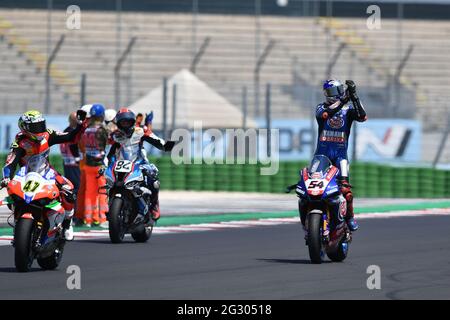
[
  {"left": 105, "top": 156, "right": 144, "bottom": 189},
  {"left": 296, "top": 155, "right": 340, "bottom": 201}
]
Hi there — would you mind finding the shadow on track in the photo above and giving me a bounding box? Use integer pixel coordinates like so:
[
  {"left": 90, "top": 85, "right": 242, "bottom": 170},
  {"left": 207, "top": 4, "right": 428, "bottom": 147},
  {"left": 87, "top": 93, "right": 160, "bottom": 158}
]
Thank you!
[
  {"left": 75, "top": 239, "right": 149, "bottom": 245},
  {"left": 257, "top": 258, "right": 332, "bottom": 265},
  {"left": 0, "top": 267, "right": 42, "bottom": 273}
]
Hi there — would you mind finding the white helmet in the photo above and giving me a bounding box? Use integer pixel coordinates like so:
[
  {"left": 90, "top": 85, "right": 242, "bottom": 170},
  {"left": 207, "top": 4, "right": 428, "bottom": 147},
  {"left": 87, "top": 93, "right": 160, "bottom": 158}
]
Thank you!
[
  {"left": 105, "top": 108, "right": 117, "bottom": 123},
  {"left": 81, "top": 104, "right": 93, "bottom": 118}
]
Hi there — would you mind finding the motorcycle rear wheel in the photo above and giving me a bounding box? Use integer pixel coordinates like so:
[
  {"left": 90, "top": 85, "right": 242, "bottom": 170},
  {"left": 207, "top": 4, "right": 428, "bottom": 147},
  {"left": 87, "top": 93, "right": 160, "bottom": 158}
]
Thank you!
[
  {"left": 109, "top": 197, "right": 125, "bottom": 243},
  {"left": 14, "top": 218, "right": 35, "bottom": 272},
  {"left": 307, "top": 213, "right": 323, "bottom": 264}
]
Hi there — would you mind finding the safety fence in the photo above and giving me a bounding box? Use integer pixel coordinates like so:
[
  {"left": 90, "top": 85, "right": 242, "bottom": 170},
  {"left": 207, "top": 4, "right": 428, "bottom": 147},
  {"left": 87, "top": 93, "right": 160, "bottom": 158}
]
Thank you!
[
  {"left": 151, "top": 157, "right": 448, "bottom": 198},
  {"left": 0, "top": 154, "right": 448, "bottom": 198}
]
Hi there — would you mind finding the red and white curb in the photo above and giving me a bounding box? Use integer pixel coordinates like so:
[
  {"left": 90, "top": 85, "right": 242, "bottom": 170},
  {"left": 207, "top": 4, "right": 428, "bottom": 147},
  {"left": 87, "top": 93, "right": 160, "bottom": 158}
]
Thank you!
[{"left": 1, "top": 207, "right": 450, "bottom": 246}]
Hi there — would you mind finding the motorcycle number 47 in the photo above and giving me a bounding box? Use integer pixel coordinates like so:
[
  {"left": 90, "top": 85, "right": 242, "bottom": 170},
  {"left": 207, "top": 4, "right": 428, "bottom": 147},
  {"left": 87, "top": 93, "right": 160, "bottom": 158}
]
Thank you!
[
  {"left": 115, "top": 160, "right": 132, "bottom": 173},
  {"left": 308, "top": 180, "right": 324, "bottom": 189},
  {"left": 23, "top": 180, "right": 40, "bottom": 192}
]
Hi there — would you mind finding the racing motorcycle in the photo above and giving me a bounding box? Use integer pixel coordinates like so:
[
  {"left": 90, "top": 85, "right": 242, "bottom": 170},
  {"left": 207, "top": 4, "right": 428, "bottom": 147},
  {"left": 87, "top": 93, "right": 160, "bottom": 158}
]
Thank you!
[
  {"left": 103, "top": 155, "right": 154, "bottom": 243},
  {"left": 287, "top": 155, "right": 352, "bottom": 264},
  {"left": 0, "top": 152, "right": 67, "bottom": 272}
]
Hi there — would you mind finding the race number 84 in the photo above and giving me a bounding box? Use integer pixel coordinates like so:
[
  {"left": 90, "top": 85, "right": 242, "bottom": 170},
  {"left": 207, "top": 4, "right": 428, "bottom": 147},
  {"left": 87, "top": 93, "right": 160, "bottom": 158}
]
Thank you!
[{"left": 115, "top": 161, "right": 132, "bottom": 171}]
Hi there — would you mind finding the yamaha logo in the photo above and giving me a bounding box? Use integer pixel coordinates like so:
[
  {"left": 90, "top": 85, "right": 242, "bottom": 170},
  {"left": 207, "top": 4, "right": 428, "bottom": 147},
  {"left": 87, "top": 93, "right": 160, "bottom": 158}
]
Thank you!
[{"left": 328, "top": 116, "right": 344, "bottom": 129}]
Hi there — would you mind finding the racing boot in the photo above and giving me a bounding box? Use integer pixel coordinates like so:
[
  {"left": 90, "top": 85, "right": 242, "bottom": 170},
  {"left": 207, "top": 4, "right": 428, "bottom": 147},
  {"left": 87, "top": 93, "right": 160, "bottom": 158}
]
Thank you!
[
  {"left": 150, "top": 200, "right": 160, "bottom": 221},
  {"left": 62, "top": 210, "right": 74, "bottom": 241},
  {"left": 339, "top": 178, "right": 359, "bottom": 232},
  {"left": 346, "top": 218, "right": 359, "bottom": 232}
]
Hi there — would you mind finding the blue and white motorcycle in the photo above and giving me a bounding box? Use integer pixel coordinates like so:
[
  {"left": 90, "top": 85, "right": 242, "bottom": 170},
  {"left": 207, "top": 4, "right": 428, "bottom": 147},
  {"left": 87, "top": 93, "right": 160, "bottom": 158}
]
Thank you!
[
  {"left": 104, "top": 156, "right": 154, "bottom": 243},
  {"left": 287, "top": 155, "right": 352, "bottom": 264}
]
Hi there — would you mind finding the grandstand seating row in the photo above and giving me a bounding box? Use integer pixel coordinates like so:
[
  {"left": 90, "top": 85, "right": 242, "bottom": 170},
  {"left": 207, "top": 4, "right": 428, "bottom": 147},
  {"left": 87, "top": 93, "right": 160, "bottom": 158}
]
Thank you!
[{"left": 0, "top": 9, "right": 448, "bottom": 131}]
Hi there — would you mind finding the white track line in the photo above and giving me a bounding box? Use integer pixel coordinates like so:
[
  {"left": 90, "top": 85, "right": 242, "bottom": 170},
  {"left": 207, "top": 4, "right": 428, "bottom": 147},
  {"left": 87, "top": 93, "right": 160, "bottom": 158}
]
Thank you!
[{"left": 1, "top": 208, "right": 450, "bottom": 246}]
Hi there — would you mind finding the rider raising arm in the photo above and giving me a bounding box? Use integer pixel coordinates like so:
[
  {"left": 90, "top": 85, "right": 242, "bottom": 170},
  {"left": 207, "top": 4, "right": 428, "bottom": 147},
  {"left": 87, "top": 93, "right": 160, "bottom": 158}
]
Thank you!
[
  {"left": 106, "top": 109, "right": 174, "bottom": 164},
  {"left": 2, "top": 110, "right": 87, "bottom": 181},
  {"left": 104, "top": 108, "right": 175, "bottom": 221}
]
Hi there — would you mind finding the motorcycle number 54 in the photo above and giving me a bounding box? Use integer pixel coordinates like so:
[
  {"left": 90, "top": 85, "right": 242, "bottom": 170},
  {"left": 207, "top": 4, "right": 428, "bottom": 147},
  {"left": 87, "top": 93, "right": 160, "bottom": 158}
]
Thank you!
[
  {"left": 308, "top": 180, "right": 324, "bottom": 189},
  {"left": 115, "top": 160, "right": 132, "bottom": 173}
]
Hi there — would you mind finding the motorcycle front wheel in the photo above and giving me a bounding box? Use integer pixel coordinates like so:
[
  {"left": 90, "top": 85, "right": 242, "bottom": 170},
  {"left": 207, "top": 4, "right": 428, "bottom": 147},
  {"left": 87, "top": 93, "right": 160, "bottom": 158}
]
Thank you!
[
  {"left": 307, "top": 213, "right": 323, "bottom": 264},
  {"left": 109, "top": 197, "right": 126, "bottom": 243},
  {"left": 14, "top": 218, "right": 35, "bottom": 272}
]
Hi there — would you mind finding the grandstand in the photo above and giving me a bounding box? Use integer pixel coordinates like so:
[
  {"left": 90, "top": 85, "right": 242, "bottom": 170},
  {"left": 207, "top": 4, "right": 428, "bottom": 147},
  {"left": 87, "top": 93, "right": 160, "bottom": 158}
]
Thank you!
[{"left": 0, "top": 2, "right": 449, "bottom": 133}]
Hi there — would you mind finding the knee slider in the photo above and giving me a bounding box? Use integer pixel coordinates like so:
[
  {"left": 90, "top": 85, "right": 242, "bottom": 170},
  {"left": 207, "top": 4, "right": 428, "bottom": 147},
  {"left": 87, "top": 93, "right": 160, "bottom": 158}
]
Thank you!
[{"left": 344, "top": 189, "right": 353, "bottom": 202}]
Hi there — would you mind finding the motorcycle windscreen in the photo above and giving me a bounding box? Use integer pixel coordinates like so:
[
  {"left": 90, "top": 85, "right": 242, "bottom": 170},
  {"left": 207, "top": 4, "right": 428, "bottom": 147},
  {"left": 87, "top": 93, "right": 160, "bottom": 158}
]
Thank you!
[
  {"left": 308, "top": 154, "right": 332, "bottom": 178},
  {"left": 26, "top": 151, "right": 50, "bottom": 175},
  {"left": 118, "top": 144, "right": 143, "bottom": 162}
]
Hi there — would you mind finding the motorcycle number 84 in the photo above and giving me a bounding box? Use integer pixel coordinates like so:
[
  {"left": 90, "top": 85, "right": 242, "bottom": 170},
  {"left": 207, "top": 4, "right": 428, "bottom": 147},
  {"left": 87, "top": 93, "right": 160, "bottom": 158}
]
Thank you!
[{"left": 115, "top": 160, "right": 132, "bottom": 173}]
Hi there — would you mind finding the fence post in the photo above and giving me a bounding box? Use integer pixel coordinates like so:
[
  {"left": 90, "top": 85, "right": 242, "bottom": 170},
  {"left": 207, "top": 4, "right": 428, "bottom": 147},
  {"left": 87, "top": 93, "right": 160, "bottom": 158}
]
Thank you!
[
  {"left": 80, "top": 73, "right": 86, "bottom": 106},
  {"left": 172, "top": 83, "right": 177, "bottom": 132},
  {"left": 433, "top": 112, "right": 450, "bottom": 167},
  {"left": 114, "top": 37, "right": 137, "bottom": 108},
  {"left": 265, "top": 83, "right": 271, "bottom": 157},
  {"left": 190, "top": 37, "right": 211, "bottom": 74},
  {"left": 162, "top": 77, "right": 168, "bottom": 139},
  {"left": 45, "top": 34, "right": 65, "bottom": 114},
  {"left": 254, "top": 40, "right": 275, "bottom": 118},
  {"left": 242, "top": 86, "right": 248, "bottom": 130}
]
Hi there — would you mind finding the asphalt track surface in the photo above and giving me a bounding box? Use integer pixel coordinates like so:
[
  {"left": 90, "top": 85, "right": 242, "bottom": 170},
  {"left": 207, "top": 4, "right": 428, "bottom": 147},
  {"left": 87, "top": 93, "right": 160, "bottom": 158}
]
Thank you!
[{"left": 1, "top": 215, "right": 450, "bottom": 300}]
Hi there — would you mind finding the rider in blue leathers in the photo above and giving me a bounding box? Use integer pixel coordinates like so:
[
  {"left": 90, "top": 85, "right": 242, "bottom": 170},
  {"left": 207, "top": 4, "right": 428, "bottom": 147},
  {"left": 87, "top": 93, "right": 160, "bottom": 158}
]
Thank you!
[{"left": 300, "top": 79, "right": 367, "bottom": 233}]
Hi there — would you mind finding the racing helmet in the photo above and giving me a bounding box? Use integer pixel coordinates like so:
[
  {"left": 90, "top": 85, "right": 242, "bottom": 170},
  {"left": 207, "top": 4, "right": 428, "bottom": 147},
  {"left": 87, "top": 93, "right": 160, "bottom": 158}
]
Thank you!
[
  {"left": 323, "top": 79, "right": 345, "bottom": 103},
  {"left": 115, "top": 108, "right": 136, "bottom": 138},
  {"left": 104, "top": 109, "right": 117, "bottom": 124},
  {"left": 18, "top": 110, "right": 47, "bottom": 141}
]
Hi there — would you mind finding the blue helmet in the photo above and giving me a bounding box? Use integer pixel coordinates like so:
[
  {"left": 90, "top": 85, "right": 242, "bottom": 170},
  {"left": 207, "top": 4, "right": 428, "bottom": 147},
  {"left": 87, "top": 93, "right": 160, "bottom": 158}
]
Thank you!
[
  {"left": 323, "top": 79, "right": 345, "bottom": 103},
  {"left": 90, "top": 104, "right": 105, "bottom": 118}
]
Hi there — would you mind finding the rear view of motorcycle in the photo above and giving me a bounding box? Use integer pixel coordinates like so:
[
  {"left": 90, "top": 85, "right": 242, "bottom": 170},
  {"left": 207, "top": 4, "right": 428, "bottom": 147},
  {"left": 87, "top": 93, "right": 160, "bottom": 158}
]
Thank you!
[{"left": 288, "top": 155, "right": 352, "bottom": 264}]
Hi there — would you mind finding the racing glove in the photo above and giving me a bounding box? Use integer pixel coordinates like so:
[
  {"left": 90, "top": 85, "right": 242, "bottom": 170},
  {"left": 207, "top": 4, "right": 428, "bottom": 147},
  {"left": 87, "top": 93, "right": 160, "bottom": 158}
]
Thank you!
[
  {"left": 145, "top": 111, "right": 154, "bottom": 125},
  {"left": 76, "top": 109, "right": 87, "bottom": 122},
  {"left": 346, "top": 80, "right": 366, "bottom": 120},
  {"left": 163, "top": 141, "right": 176, "bottom": 152},
  {"left": 0, "top": 177, "right": 10, "bottom": 188}
]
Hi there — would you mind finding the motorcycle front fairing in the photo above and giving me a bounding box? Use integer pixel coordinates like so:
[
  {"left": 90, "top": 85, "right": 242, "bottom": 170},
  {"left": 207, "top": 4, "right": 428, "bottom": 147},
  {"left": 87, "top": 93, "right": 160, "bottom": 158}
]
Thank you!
[
  {"left": 296, "top": 164, "right": 345, "bottom": 232},
  {"left": 124, "top": 159, "right": 145, "bottom": 190},
  {"left": 106, "top": 157, "right": 145, "bottom": 190},
  {"left": 8, "top": 162, "right": 64, "bottom": 248},
  {"left": 296, "top": 166, "right": 340, "bottom": 201}
]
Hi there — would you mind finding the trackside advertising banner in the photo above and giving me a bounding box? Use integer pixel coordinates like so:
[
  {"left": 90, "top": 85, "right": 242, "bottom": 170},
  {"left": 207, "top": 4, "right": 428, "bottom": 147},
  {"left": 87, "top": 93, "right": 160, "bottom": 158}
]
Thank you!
[
  {"left": 264, "top": 119, "right": 421, "bottom": 163},
  {"left": 0, "top": 116, "right": 421, "bottom": 163}
]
